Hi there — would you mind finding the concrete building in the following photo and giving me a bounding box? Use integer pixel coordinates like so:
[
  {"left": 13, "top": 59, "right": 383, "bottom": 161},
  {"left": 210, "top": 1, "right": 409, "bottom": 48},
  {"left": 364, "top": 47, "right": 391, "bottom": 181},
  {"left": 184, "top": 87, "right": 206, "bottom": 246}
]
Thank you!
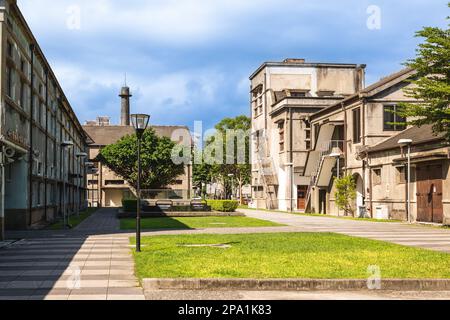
[
  {"left": 83, "top": 88, "right": 192, "bottom": 208},
  {"left": 0, "top": 0, "right": 91, "bottom": 239},
  {"left": 249, "top": 58, "right": 365, "bottom": 211},
  {"left": 367, "top": 125, "right": 450, "bottom": 225},
  {"left": 304, "top": 68, "right": 417, "bottom": 218}
]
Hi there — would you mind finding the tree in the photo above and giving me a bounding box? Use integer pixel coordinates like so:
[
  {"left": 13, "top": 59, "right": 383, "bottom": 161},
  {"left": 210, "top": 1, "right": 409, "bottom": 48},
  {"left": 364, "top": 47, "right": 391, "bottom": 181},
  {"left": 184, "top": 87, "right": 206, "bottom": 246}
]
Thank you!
[
  {"left": 96, "top": 128, "right": 185, "bottom": 191},
  {"left": 193, "top": 115, "right": 251, "bottom": 202},
  {"left": 334, "top": 175, "right": 357, "bottom": 217},
  {"left": 212, "top": 115, "right": 251, "bottom": 203},
  {"left": 192, "top": 149, "right": 213, "bottom": 198},
  {"left": 397, "top": 4, "right": 450, "bottom": 140}
]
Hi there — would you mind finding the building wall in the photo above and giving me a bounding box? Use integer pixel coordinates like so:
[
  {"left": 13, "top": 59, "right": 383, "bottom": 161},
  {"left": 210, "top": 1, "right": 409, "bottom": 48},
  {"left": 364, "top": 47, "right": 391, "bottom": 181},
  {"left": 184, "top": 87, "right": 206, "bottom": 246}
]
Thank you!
[
  {"left": 0, "top": 0, "right": 88, "bottom": 234},
  {"left": 250, "top": 61, "right": 363, "bottom": 210},
  {"left": 369, "top": 143, "right": 450, "bottom": 224},
  {"left": 308, "top": 79, "right": 418, "bottom": 217}
]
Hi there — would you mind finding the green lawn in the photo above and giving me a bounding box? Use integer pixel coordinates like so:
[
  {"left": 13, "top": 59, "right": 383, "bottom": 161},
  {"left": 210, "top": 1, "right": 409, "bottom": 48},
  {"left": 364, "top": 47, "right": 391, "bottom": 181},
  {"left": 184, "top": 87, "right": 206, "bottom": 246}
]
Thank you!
[
  {"left": 120, "top": 216, "right": 283, "bottom": 230},
  {"left": 49, "top": 208, "right": 98, "bottom": 230},
  {"left": 132, "top": 233, "right": 450, "bottom": 279}
]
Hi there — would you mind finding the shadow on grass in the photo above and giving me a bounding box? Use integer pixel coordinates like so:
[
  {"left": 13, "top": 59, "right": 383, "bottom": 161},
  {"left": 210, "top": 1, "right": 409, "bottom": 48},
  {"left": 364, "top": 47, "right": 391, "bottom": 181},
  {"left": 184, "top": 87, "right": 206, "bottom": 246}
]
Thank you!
[{"left": 120, "top": 217, "right": 192, "bottom": 231}]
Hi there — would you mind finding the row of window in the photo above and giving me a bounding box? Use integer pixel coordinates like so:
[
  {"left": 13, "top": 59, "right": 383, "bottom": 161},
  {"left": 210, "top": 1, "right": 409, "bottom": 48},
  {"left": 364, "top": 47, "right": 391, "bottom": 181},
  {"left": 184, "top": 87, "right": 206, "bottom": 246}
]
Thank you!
[{"left": 372, "top": 166, "right": 408, "bottom": 186}]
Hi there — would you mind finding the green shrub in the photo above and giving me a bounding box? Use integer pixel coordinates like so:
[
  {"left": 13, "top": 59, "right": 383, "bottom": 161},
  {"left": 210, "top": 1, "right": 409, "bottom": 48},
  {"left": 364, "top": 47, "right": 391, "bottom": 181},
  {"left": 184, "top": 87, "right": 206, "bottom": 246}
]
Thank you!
[
  {"left": 122, "top": 199, "right": 138, "bottom": 212},
  {"left": 207, "top": 200, "right": 239, "bottom": 212}
]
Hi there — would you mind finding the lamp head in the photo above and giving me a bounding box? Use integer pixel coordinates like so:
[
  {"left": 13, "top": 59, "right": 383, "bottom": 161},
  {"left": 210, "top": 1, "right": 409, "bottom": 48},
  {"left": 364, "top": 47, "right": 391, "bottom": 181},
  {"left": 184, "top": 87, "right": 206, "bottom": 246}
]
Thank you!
[
  {"left": 131, "top": 114, "right": 150, "bottom": 138},
  {"left": 329, "top": 152, "right": 341, "bottom": 158},
  {"left": 61, "top": 141, "right": 74, "bottom": 148},
  {"left": 398, "top": 139, "right": 413, "bottom": 146},
  {"left": 76, "top": 152, "right": 88, "bottom": 158}
]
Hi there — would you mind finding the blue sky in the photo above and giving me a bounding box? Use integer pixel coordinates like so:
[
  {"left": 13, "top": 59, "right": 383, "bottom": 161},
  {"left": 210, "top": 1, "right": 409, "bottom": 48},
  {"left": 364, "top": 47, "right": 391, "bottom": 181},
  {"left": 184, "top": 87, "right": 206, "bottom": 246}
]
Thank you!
[{"left": 19, "top": 0, "right": 448, "bottom": 130}]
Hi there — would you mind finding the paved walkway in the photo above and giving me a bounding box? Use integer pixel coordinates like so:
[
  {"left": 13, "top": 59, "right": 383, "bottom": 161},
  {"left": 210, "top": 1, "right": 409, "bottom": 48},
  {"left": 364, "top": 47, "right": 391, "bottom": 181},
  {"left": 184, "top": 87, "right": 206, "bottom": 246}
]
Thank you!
[
  {"left": 239, "top": 209, "right": 450, "bottom": 253},
  {"left": 0, "top": 209, "right": 144, "bottom": 300}
]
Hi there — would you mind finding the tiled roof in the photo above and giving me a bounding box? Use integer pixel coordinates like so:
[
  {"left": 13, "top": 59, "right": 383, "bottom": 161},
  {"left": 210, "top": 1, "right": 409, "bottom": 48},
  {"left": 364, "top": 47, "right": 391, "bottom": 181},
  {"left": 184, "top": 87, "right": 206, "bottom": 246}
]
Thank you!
[
  {"left": 83, "top": 125, "right": 189, "bottom": 146},
  {"left": 368, "top": 124, "right": 445, "bottom": 153}
]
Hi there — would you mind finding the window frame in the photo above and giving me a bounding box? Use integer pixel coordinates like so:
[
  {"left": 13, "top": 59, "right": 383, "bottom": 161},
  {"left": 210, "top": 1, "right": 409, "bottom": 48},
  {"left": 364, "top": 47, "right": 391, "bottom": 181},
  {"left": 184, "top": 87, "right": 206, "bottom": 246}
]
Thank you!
[
  {"left": 383, "top": 104, "right": 406, "bottom": 132},
  {"left": 352, "top": 107, "right": 361, "bottom": 143}
]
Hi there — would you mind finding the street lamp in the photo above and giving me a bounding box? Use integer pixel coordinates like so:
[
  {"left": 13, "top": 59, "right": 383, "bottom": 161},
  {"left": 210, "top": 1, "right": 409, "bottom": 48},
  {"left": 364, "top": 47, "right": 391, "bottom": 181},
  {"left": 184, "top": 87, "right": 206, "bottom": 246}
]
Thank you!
[
  {"left": 130, "top": 114, "right": 150, "bottom": 253},
  {"left": 61, "top": 141, "right": 74, "bottom": 229},
  {"left": 398, "top": 139, "right": 413, "bottom": 223},
  {"left": 76, "top": 152, "right": 88, "bottom": 217}
]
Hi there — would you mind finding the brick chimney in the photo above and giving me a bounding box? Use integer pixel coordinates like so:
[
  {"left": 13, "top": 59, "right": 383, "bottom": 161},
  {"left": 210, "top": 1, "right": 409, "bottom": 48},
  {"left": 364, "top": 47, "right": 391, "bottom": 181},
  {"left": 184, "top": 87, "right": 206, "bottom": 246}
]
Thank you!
[{"left": 119, "top": 86, "right": 132, "bottom": 126}]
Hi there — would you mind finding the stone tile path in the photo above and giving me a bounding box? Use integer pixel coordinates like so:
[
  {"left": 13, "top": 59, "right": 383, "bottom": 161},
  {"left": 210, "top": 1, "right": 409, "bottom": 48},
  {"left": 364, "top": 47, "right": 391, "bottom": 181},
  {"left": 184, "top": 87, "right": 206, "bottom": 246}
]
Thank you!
[
  {"left": 239, "top": 209, "right": 450, "bottom": 253},
  {"left": 0, "top": 209, "right": 144, "bottom": 300}
]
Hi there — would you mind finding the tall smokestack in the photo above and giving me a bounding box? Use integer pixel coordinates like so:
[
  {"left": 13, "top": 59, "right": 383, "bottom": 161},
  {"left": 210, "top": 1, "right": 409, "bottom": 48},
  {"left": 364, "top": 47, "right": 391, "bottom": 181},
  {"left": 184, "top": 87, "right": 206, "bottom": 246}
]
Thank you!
[{"left": 119, "top": 86, "right": 132, "bottom": 126}]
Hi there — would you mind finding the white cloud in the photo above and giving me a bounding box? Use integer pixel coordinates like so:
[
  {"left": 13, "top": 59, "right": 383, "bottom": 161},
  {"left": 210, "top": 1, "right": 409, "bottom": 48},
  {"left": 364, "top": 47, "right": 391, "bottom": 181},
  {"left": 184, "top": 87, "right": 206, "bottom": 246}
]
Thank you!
[{"left": 18, "top": 0, "right": 284, "bottom": 45}]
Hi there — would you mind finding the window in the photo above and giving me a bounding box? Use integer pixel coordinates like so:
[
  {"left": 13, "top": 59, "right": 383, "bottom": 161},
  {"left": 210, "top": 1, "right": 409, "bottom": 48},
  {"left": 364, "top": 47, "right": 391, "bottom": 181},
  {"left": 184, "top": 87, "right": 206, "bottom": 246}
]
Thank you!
[
  {"left": 6, "top": 66, "right": 13, "bottom": 98},
  {"left": 20, "top": 59, "right": 26, "bottom": 73},
  {"left": 7, "top": 41, "right": 13, "bottom": 57},
  {"left": 105, "top": 180, "right": 125, "bottom": 185},
  {"left": 372, "top": 168, "right": 382, "bottom": 185},
  {"left": 278, "top": 122, "right": 285, "bottom": 152},
  {"left": 352, "top": 108, "right": 361, "bottom": 143},
  {"left": 306, "top": 140, "right": 311, "bottom": 150},
  {"left": 290, "top": 90, "right": 307, "bottom": 98},
  {"left": 37, "top": 183, "right": 42, "bottom": 206},
  {"left": 384, "top": 105, "right": 406, "bottom": 131},
  {"left": 396, "top": 166, "right": 408, "bottom": 184},
  {"left": 174, "top": 180, "right": 183, "bottom": 185},
  {"left": 19, "top": 81, "right": 25, "bottom": 108}
]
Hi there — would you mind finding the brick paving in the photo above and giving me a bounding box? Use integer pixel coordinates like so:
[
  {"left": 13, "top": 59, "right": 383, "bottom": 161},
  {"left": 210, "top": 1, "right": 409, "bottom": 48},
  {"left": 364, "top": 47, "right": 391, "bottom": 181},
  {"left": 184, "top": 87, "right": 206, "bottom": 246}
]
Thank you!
[{"left": 0, "top": 209, "right": 144, "bottom": 300}]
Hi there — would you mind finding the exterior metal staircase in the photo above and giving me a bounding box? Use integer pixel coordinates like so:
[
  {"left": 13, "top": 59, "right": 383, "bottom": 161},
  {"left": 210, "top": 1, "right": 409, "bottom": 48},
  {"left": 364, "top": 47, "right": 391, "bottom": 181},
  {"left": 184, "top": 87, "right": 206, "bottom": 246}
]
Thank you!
[
  {"left": 305, "top": 140, "right": 344, "bottom": 210},
  {"left": 255, "top": 132, "right": 279, "bottom": 210}
]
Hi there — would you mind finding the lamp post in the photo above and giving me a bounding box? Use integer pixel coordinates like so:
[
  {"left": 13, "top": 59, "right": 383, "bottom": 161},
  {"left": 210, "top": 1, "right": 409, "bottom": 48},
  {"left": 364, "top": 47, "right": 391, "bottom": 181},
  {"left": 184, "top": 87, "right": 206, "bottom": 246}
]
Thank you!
[
  {"left": 227, "top": 174, "right": 235, "bottom": 200},
  {"left": 75, "top": 152, "right": 87, "bottom": 217},
  {"left": 398, "top": 139, "right": 413, "bottom": 223},
  {"left": 61, "top": 141, "right": 74, "bottom": 229},
  {"left": 131, "top": 114, "right": 150, "bottom": 253}
]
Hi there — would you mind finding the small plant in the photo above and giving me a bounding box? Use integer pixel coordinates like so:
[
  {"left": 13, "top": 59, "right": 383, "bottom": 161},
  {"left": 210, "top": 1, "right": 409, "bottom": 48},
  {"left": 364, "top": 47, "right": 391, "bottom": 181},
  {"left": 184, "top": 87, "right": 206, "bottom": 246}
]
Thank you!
[
  {"left": 207, "top": 200, "right": 239, "bottom": 212},
  {"left": 334, "top": 175, "right": 357, "bottom": 217}
]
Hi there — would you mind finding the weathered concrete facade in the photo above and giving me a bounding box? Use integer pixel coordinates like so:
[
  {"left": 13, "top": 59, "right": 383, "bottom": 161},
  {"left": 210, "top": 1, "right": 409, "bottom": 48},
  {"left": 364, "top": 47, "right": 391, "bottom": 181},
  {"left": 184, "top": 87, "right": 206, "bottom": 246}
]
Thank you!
[
  {"left": 304, "top": 68, "right": 421, "bottom": 219},
  {"left": 249, "top": 58, "right": 365, "bottom": 211},
  {"left": 0, "top": 0, "right": 90, "bottom": 238},
  {"left": 367, "top": 126, "right": 450, "bottom": 225}
]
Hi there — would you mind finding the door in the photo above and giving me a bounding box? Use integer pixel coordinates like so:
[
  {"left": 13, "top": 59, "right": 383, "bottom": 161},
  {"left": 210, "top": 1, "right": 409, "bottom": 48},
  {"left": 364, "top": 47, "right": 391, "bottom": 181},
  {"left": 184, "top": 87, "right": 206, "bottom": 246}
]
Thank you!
[
  {"left": 416, "top": 164, "right": 443, "bottom": 223},
  {"left": 297, "top": 186, "right": 308, "bottom": 210},
  {"left": 319, "top": 189, "right": 327, "bottom": 215}
]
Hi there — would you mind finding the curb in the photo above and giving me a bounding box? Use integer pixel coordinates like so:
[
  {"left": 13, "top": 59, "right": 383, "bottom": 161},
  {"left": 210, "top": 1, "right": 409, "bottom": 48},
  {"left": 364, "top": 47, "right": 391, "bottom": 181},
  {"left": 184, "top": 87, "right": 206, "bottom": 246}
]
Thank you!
[{"left": 143, "top": 278, "right": 450, "bottom": 292}]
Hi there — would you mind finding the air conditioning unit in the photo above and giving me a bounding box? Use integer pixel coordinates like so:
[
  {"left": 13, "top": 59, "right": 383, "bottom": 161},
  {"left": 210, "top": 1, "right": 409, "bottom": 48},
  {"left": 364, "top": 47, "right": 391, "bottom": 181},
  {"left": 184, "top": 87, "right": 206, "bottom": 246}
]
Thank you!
[{"left": 375, "top": 205, "right": 389, "bottom": 220}]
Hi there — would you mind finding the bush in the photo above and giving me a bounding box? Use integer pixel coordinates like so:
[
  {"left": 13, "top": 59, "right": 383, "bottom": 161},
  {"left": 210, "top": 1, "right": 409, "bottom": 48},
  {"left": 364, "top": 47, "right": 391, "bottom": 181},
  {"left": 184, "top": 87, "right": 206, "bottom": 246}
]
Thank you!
[
  {"left": 207, "top": 200, "right": 239, "bottom": 212},
  {"left": 122, "top": 199, "right": 138, "bottom": 212}
]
